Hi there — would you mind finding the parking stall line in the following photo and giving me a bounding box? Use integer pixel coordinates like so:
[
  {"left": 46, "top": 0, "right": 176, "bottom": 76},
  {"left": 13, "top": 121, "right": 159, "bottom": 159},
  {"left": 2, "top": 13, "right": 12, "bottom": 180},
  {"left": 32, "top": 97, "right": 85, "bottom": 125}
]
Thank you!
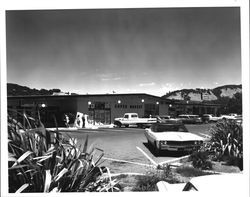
[
  {"left": 136, "top": 146, "right": 158, "bottom": 166},
  {"left": 102, "top": 156, "right": 155, "bottom": 168}
]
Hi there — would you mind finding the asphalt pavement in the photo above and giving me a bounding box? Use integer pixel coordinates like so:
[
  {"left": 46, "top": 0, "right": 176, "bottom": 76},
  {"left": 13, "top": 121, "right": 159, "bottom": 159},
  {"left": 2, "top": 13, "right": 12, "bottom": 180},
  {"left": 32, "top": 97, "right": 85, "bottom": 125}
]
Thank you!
[{"left": 61, "top": 123, "right": 214, "bottom": 174}]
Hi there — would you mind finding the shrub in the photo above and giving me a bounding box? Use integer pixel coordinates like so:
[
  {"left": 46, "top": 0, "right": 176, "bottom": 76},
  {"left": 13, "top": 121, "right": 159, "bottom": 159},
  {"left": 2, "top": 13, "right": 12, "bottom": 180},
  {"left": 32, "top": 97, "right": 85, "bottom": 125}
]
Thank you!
[
  {"left": 8, "top": 113, "right": 120, "bottom": 193},
  {"left": 190, "top": 151, "right": 213, "bottom": 170},
  {"left": 208, "top": 119, "right": 243, "bottom": 169},
  {"left": 132, "top": 165, "right": 180, "bottom": 191},
  {"left": 176, "top": 166, "right": 214, "bottom": 177},
  {"left": 132, "top": 173, "right": 161, "bottom": 191}
]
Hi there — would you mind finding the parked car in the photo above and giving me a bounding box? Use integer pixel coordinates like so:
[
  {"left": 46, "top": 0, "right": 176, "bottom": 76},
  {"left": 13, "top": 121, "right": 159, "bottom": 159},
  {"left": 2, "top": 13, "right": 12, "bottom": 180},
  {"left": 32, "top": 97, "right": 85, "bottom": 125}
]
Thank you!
[
  {"left": 144, "top": 122, "right": 203, "bottom": 155},
  {"left": 202, "top": 114, "right": 221, "bottom": 123},
  {"left": 233, "top": 115, "right": 243, "bottom": 124},
  {"left": 177, "top": 114, "right": 202, "bottom": 124},
  {"left": 155, "top": 115, "right": 180, "bottom": 124},
  {"left": 114, "top": 113, "right": 157, "bottom": 128},
  {"left": 157, "top": 173, "right": 244, "bottom": 192},
  {"left": 220, "top": 113, "right": 238, "bottom": 120}
]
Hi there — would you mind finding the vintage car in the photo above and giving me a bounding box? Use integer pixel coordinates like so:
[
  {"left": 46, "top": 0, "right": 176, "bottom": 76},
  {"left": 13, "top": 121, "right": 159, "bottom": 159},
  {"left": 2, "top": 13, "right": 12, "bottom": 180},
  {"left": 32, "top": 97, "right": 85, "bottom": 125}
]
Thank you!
[
  {"left": 177, "top": 114, "right": 202, "bottom": 124},
  {"left": 144, "top": 122, "right": 203, "bottom": 155},
  {"left": 157, "top": 173, "right": 244, "bottom": 192},
  {"left": 155, "top": 115, "right": 180, "bottom": 124},
  {"left": 202, "top": 114, "right": 222, "bottom": 123}
]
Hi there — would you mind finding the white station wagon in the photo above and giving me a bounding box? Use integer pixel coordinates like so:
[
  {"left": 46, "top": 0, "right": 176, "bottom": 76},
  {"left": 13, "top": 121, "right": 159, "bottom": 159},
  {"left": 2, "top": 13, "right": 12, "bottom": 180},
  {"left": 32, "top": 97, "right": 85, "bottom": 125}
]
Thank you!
[{"left": 144, "top": 123, "right": 203, "bottom": 155}]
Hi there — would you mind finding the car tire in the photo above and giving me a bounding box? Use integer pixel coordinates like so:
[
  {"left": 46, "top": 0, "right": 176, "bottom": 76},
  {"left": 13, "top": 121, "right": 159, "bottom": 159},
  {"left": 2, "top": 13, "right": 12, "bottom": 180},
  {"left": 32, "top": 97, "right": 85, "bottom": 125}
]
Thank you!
[
  {"left": 137, "top": 123, "right": 145, "bottom": 129},
  {"left": 147, "top": 139, "right": 152, "bottom": 148},
  {"left": 114, "top": 121, "right": 122, "bottom": 128},
  {"left": 154, "top": 142, "right": 160, "bottom": 156}
]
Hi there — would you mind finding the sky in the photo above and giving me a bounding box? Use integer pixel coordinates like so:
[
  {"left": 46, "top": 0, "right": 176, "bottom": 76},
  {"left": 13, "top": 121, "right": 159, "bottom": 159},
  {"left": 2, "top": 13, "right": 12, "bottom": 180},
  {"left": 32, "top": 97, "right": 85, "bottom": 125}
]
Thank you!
[{"left": 6, "top": 7, "right": 241, "bottom": 96}]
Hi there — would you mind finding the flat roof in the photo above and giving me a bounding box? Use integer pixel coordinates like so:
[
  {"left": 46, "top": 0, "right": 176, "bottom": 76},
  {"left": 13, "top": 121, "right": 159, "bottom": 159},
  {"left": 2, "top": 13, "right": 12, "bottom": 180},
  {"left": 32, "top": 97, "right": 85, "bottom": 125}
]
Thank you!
[
  {"left": 7, "top": 93, "right": 170, "bottom": 101},
  {"left": 7, "top": 93, "right": 221, "bottom": 106}
]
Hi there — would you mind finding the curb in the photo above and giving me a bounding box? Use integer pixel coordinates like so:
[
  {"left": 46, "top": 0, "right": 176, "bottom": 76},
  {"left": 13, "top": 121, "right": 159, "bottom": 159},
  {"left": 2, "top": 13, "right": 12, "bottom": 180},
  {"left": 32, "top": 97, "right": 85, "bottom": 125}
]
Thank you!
[{"left": 158, "top": 155, "right": 191, "bottom": 166}]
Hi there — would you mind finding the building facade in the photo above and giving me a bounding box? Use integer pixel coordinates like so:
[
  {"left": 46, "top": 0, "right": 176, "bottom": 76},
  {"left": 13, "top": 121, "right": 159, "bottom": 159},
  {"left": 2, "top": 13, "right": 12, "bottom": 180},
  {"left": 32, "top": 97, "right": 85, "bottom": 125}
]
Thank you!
[
  {"left": 7, "top": 93, "right": 221, "bottom": 127},
  {"left": 7, "top": 93, "right": 170, "bottom": 127}
]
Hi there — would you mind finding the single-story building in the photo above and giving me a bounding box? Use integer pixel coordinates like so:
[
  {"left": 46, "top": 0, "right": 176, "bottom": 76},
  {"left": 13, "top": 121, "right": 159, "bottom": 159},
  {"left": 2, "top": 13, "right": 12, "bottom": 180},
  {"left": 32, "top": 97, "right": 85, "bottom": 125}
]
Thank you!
[
  {"left": 7, "top": 93, "right": 221, "bottom": 127},
  {"left": 7, "top": 93, "right": 170, "bottom": 127}
]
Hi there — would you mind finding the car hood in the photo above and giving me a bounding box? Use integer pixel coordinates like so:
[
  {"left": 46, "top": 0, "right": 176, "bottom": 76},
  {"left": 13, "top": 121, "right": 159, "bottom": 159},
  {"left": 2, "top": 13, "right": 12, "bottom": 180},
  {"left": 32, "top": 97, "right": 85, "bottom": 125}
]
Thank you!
[{"left": 150, "top": 131, "right": 204, "bottom": 141}]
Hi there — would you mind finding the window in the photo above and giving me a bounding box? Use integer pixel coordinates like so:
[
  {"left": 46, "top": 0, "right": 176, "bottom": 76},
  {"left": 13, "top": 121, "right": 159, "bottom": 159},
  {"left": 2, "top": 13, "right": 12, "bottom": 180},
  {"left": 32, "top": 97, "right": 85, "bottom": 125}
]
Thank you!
[
  {"left": 115, "top": 104, "right": 127, "bottom": 108},
  {"left": 130, "top": 105, "right": 142, "bottom": 109}
]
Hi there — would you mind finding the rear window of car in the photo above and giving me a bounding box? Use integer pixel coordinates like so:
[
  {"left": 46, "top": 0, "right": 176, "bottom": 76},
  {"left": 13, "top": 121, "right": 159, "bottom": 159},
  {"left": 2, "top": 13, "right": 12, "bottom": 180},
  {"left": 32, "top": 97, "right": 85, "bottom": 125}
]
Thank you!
[{"left": 152, "top": 124, "right": 188, "bottom": 132}]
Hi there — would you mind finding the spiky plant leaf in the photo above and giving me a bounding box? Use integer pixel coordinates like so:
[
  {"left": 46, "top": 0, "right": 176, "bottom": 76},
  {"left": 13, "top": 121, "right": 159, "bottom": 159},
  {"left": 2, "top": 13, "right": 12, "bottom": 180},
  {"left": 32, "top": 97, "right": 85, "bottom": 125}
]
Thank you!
[
  {"left": 12, "top": 151, "right": 33, "bottom": 167},
  {"left": 15, "top": 183, "right": 29, "bottom": 193},
  {"left": 54, "top": 168, "right": 68, "bottom": 182},
  {"left": 83, "top": 135, "right": 89, "bottom": 153},
  {"left": 44, "top": 170, "right": 52, "bottom": 192}
]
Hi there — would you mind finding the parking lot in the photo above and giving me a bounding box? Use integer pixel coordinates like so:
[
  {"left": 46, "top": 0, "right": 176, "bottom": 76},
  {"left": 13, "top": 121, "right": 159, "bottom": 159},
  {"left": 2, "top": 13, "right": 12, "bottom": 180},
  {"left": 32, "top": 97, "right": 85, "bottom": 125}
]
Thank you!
[{"left": 61, "top": 124, "right": 214, "bottom": 174}]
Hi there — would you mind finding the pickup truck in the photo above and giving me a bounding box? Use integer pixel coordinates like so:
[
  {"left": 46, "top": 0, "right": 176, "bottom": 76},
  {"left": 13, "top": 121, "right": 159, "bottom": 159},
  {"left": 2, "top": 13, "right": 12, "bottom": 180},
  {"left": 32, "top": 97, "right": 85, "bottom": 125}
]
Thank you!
[{"left": 114, "top": 113, "right": 157, "bottom": 128}]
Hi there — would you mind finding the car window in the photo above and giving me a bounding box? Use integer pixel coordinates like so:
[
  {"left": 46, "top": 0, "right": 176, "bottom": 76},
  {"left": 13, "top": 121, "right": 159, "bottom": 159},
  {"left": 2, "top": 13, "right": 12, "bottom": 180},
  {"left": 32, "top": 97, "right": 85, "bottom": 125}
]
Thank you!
[
  {"left": 153, "top": 124, "right": 188, "bottom": 132},
  {"left": 131, "top": 114, "right": 137, "bottom": 118},
  {"left": 124, "top": 115, "right": 129, "bottom": 118}
]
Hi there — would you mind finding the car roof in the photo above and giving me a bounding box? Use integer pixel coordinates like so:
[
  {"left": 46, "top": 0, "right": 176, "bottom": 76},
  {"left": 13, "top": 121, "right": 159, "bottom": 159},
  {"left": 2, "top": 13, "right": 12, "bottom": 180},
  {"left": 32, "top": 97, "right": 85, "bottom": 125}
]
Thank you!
[
  {"left": 152, "top": 122, "right": 184, "bottom": 127},
  {"left": 178, "top": 114, "right": 199, "bottom": 117},
  {"left": 185, "top": 173, "right": 244, "bottom": 191}
]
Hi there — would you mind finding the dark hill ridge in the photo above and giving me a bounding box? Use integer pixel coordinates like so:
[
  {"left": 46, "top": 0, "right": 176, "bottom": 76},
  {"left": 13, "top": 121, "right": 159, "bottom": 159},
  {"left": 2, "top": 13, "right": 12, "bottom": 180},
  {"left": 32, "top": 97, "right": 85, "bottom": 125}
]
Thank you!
[
  {"left": 7, "top": 83, "right": 242, "bottom": 101},
  {"left": 7, "top": 83, "right": 61, "bottom": 96}
]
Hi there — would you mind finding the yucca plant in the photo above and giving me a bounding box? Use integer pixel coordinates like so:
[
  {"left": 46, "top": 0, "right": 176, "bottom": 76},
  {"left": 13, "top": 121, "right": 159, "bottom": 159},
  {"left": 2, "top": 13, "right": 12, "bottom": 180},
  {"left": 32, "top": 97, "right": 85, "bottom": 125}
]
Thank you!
[
  {"left": 208, "top": 119, "right": 243, "bottom": 169},
  {"left": 8, "top": 111, "right": 120, "bottom": 193}
]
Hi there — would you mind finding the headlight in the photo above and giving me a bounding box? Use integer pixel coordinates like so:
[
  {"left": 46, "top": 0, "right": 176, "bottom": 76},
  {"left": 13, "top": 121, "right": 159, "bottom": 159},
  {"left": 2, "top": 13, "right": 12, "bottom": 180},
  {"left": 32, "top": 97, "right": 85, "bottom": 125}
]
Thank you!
[
  {"left": 160, "top": 141, "right": 168, "bottom": 145},
  {"left": 195, "top": 141, "right": 203, "bottom": 145}
]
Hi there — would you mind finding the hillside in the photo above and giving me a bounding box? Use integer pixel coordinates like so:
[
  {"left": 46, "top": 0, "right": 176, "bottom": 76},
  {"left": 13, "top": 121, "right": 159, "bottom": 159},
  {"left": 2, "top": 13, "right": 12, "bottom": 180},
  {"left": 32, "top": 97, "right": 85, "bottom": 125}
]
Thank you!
[
  {"left": 162, "top": 85, "right": 242, "bottom": 102},
  {"left": 7, "top": 83, "right": 242, "bottom": 100},
  {"left": 7, "top": 83, "right": 62, "bottom": 96}
]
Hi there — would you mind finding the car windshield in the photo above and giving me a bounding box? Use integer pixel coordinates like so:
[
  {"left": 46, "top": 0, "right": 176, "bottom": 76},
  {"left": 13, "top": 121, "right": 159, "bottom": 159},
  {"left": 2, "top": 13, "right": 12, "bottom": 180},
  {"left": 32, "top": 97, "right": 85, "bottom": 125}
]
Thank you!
[{"left": 152, "top": 124, "right": 188, "bottom": 132}]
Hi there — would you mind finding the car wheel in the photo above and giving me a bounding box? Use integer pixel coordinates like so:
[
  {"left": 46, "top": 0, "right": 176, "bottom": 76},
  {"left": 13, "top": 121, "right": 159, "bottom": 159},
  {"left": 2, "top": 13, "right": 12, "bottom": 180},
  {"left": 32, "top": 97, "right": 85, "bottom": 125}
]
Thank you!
[
  {"left": 114, "top": 121, "right": 122, "bottom": 128},
  {"left": 154, "top": 142, "right": 160, "bottom": 156},
  {"left": 137, "top": 123, "right": 142, "bottom": 128}
]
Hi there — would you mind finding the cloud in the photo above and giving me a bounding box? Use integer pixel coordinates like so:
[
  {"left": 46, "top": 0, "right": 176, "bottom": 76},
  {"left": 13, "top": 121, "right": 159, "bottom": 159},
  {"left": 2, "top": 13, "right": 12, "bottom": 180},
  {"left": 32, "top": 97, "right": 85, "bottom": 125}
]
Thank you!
[
  {"left": 139, "top": 82, "right": 156, "bottom": 87},
  {"left": 101, "top": 77, "right": 122, "bottom": 81},
  {"left": 96, "top": 72, "right": 123, "bottom": 81}
]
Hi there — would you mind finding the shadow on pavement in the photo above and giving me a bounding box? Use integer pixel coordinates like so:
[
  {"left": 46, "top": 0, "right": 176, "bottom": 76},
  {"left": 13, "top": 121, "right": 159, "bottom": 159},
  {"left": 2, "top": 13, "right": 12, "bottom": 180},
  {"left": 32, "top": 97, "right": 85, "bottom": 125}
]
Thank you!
[{"left": 143, "top": 142, "right": 190, "bottom": 158}]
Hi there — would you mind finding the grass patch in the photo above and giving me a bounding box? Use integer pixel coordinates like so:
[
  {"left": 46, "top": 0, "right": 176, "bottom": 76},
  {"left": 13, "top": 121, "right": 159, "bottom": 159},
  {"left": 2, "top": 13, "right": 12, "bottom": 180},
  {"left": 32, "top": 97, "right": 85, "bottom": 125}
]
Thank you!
[
  {"left": 132, "top": 166, "right": 182, "bottom": 191},
  {"left": 132, "top": 173, "right": 161, "bottom": 191}
]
